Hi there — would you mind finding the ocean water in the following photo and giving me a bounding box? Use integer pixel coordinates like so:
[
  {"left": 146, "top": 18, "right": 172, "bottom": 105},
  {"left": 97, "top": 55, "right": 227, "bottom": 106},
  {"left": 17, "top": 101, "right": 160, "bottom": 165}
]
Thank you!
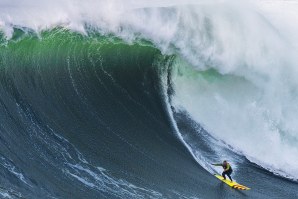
[{"left": 0, "top": 0, "right": 298, "bottom": 198}]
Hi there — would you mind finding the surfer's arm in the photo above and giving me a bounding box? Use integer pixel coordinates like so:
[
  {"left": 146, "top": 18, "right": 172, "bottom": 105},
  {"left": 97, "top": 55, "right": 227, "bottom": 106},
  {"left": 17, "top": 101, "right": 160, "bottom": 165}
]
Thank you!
[{"left": 212, "top": 163, "right": 222, "bottom": 166}]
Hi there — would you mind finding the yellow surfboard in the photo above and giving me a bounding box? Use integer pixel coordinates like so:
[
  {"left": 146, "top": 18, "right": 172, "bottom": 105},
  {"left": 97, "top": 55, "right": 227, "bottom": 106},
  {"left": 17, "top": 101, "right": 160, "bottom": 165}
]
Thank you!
[{"left": 214, "top": 174, "right": 250, "bottom": 190}]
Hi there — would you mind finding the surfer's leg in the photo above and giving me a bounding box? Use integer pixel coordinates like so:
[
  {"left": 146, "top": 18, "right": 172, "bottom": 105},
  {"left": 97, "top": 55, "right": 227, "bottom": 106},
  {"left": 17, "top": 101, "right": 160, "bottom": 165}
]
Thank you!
[
  {"left": 227, "top": 170, "right": 233, "bottom": 181},
  {"left": 222, "top": 171, "right": 226, "bottom": 180},
  {"left": 227, "top": 174, "right": 232, "bottom": 181}
]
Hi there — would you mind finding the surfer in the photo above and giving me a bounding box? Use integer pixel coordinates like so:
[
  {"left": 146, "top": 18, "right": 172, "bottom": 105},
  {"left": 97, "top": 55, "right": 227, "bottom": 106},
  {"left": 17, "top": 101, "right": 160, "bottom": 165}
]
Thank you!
[{"left": 212, "top": 160, "right": 233, "bottom": 181}]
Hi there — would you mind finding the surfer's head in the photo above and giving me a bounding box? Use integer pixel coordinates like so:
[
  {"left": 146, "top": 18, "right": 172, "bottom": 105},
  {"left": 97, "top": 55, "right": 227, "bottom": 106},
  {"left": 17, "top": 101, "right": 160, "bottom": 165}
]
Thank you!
[{"left": 223, "top": 160, "right": 227, "bottom": 165}]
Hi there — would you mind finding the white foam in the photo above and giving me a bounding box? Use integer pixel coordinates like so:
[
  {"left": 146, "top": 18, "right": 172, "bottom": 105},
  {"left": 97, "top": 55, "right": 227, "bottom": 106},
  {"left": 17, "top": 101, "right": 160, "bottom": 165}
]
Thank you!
[
  {"left": 171, "top": 56, "right": 298, "bottom": 180},
  {"left": 64, "top": 164, "right": 163, "bottom": 199},
  {"left": 0, "top": 192, "right": 12, "bottom": 199},
  {"left": 0, "top": 156, "right": 30, "bottom": 186}
]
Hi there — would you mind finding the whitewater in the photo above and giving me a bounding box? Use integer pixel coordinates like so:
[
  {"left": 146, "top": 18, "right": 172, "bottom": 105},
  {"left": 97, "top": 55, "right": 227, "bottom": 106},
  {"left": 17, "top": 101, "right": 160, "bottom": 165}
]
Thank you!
[{"left": 0, "top": 0, "right": 298, "bottom": 198}]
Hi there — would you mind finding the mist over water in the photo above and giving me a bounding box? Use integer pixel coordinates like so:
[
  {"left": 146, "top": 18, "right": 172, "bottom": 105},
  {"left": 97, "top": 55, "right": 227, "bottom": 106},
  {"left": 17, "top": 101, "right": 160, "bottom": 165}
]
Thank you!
[{"left": 1, "top": 0, "right": 298, "bottom": 185}]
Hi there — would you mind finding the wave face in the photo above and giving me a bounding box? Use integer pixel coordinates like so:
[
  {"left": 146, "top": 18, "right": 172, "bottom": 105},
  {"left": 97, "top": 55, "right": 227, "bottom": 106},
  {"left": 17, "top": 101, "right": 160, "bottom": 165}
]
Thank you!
[{"left": 1, "top": 0, "right": 298, "bottom": 198}]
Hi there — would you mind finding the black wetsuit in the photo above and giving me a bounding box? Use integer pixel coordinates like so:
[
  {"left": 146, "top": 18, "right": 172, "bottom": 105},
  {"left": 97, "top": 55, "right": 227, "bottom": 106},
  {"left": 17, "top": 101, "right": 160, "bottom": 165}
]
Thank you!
[
  {"left": 214, "top": 163, "right": 233, "bottom": 181},
  {"left": 222, "top": 163, "right": 233, "bottom": 181}
]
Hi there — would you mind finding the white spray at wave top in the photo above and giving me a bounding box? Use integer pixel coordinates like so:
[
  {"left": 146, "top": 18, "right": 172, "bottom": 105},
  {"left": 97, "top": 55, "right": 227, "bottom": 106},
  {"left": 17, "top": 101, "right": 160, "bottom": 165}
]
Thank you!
[{"left": 1, "top": 0, "right": 298, "bottom": 179}]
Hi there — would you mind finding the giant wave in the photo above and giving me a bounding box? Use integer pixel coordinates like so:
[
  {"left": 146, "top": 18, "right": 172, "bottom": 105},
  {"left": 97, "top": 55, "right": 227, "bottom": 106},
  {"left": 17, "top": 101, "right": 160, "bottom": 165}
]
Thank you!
[{"left": 0, "top": 0, "right": 298, "bottom": 198}]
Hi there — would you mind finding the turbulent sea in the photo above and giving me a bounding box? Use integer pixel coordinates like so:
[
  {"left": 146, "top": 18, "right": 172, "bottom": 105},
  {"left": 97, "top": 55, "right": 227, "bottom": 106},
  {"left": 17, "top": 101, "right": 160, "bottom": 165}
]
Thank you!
[{"left": 0, "top": 0, "right": 298, "bottom": 198}]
